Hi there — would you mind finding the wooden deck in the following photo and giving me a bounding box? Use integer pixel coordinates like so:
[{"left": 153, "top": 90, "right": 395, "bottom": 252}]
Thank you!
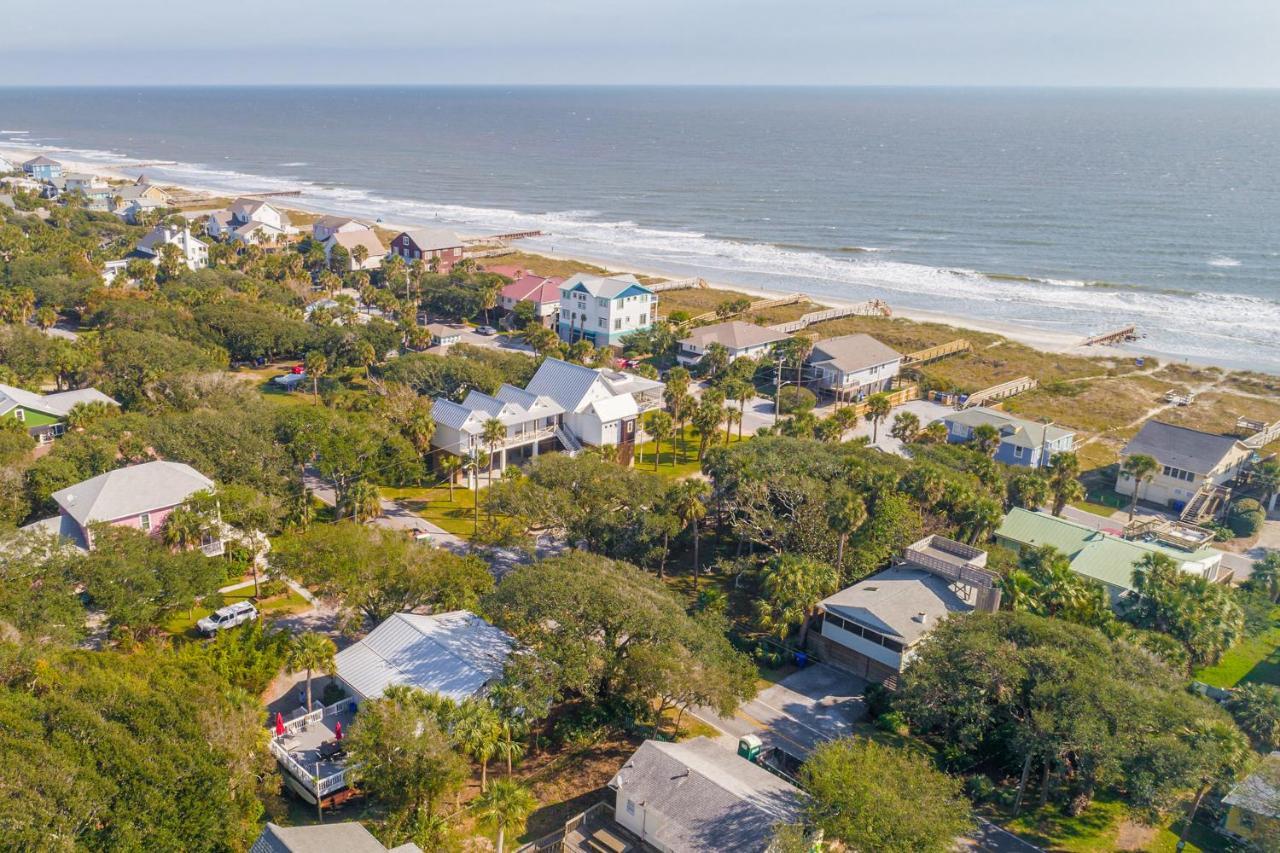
[{"left": 901, "top": 338, "right": 972, "bottom": 366}]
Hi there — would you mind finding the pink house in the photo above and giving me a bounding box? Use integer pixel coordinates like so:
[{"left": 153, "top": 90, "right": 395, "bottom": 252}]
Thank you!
[
  {"left": 22, "top": 460, "right": 222, "bottom": 553},
  {"left": 499, "top": 273, "right": 564, "bottom": 327}
]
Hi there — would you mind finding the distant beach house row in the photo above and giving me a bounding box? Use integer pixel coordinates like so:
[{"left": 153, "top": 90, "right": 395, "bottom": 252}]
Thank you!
[
  {"left": 21, "top": 460, "right": 224, "bottom": 554},
  {"left": 995, "top": 507, "right": 1229, "bottom": 603},
  {"left": 558, "top": 273, "right": 657, "bottom": 348},
  {"left": 206, "top": 197, "right": 292, "bottom": 244},
  {"left": 942, "top": 406, "right": 1075, "bottom": 468},
  {"left": 431, "top": 357, "right": 664, "bottom": 477},
  {"left": 0, "top": 383, "right": 118, "bottom": 444}
]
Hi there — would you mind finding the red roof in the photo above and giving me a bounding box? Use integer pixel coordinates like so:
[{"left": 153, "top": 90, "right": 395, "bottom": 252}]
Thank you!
[{"left": 502, "top": 274, "right": 564, "bottom": 305}]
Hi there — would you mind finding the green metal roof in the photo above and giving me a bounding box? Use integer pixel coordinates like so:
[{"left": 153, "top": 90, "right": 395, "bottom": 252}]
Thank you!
[{"left": 995, "top": 508, "right": 1220, "bottom": 593}]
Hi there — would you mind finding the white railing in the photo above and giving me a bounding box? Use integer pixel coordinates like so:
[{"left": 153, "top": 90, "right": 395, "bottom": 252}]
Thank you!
[
  {"left": 201, "top": 539, "right": 225, "bottom": 557},
  {"left": 503, "top": 425, "right": 557, "bottom": 448},
  {"left": 554, "top": 426, "right": 583, "bottom": 456},
  {"left": 269, "top": 739, "right": 350, "bottom": 797},
  {"left": 635, "top": 394, "right": 662, "bottom": 413},
  {"left": 649, "top": 277, "right": 706, "bottom": 292},
  {"left": 766, "top": 299, "right": 891, "bottom": 333}
]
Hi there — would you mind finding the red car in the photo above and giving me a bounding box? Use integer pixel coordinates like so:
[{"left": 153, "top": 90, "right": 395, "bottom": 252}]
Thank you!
[{"left": 290, "top": 364, "right": 305, "bottom": 374}]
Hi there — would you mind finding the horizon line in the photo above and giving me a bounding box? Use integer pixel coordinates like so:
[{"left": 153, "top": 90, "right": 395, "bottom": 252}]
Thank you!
[{"left": 1, "top": 82, "right": 1279, "bottom": 92}]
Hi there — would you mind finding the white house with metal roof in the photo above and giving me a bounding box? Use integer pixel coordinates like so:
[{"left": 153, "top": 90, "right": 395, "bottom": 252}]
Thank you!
[
  {"left": 609, "top": 737, "right": 804, "bottom": 853},
  {"left": 332, "top": 611, "right": 513, "bottom": 703},
  {"left": 431, "top": 358, "right": 665, "bottom": 476},
  {"left": 131, "top": 224, "right": 209, "bottom": 271},
  {"left": 206, "top": 197, "right": 291, "bottom": 244},
  {"left": 557, "top": 273, "right": 657, "bottom": 347},
  {"left": 20, "top": 460, "right": 221, "bottom": 553}
]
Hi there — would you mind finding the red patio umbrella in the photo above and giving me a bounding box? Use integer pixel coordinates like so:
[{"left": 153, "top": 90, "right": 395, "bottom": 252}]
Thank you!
[
  {"left": 274, "top": 712, "right": 285, "bottom": 737},
  {"left": 334, "top": 721, "right": 343, "bottom": 740}
]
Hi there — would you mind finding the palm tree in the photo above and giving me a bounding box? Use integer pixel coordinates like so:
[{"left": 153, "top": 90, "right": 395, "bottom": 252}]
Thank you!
[
  {"left": 1249, "top": 552, "right": 1280, "bottom": 603},
  {"left": 645, "top": 410, "right": 674, "bottom": 471},
  {"left": 889, "top": 411, "right": 920, "bottom": 442},
  {"left": 494, "top": 719, "right": 526, "bottom": 776},
  {"left": 481, "top": 280, "right": 503, "bottom": 326},
  {"left": 825, "top": 490, "right": 867, "bottom": 573},
  {"left": 304, "top": 350, "right": 328, "bottom": 402},
  {"left": 482, "top": 418, "right": 507, "bottom": 493},
  {"left": 1254, "top": 460, "right": 1280, "bottom": 513},
  {"left": 351, "top": 243, "right": 369, "bottom": 270},
  {"left": 1174, "top": 720, "right": 1250, "bottom": 852},
  {"left": 1122, "top": 453, "right": 1159, "bottom": 520},
  {"left": 353, "top": 340, "right": 377, "bottom": 379},
  {"left": 34, "top": 305, "right": 57, "bottom": 330},
  {"left": 722, "top": 377, "right": 753, "bottom": 440},
  {"left": 440, "top": 454, "right": 462, "bottom": 500},
  {"left": 461, "top": 450, "right": 483, "bottom": 532},
  {"left": 285, "top": 632, "right": 337, "bottom": 711},
  {"left": 663, "top": 369, "right": 692, "bottom": 459},
  {"left": 723, "top": 406, "right": 742, "bottom": 445},
  {"left": 970, "top": 423, "right": 1002, "bottom": 457},
  {"left": 162, "top": 504, "right": 206, "bottom": 551},
  {"left": 456, "top": 700, "right": 502, "bottom": 791},
  {"left": 672, "top": 480, "right": 710, "bottom": 589},
  {"left": 345, "top": 479, "right": 383, "bottom": 523},
  {"left": 863, "top": 392, "right": 892, "bottom": 443},
  {"left": 474, "top": 779, "right": 537, "bottom": 853},
  {"left": 1046, "top": 451, "right": 1083, "bottom": 516}
]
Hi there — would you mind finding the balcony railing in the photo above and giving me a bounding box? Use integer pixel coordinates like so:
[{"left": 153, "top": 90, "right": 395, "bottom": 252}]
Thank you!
[
  {"left": 635, "top": 394, "right": 662, "bottom": 413},
  {"left": 501, "top": 424, "right": 557, "bottom": 448},
  {"left": 200, "top": 538, "right": 225, "bottom": 557}
]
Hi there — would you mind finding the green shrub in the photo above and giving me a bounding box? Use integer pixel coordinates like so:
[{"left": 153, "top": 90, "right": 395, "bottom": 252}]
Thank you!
[
  {"left": 863, "top": 682, "right": 893, "bottom": 719},
  {"left": 1228, "top": 498, "right": 1265, "bottom": 537},
  {"left": 321, "top": 681, "right": 348, "bottom": 706},
  {"left": 965, "top": 774, "right": 997, "bottom": 803},
  {"left": 776, "top": 385, "right": 817, "bottom": 415},
  {"left": 874, "top": 710, "right": 909, "bottom": 736}
]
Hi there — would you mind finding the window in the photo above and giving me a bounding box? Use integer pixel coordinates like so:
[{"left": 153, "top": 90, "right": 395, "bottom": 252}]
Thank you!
[
  {"left": 614, "top": 318, "right": 622, "bottom": 330},
  {"left": 1013, "top": 446, "right": 1024, "bottom": 459},
  {"left": 139, "top": 512, "right": 151, "bottom": 532},
  {"left": 598, "top": 318, "right": 606, "bottom": 328},
  {"left": 12, "top": 410, "right": 23, "bottom": 422},
  {"left": 639, "top": 313, "right": 647, "bottom": 325},
  {"left": 626, "top": 799, "right": 635, "bottom": 816}
]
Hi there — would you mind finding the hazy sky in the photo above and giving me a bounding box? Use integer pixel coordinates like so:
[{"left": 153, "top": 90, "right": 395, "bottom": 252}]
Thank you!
[{"left": 4, "top": 1, "right": 1277, "bottom": 87}]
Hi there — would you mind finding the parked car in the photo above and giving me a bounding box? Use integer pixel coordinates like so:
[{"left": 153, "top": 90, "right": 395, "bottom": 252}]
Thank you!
[
  {"left": 290, "top": 364, "right": 305, "bottom": 374},
  {"left": 197, "top": 601, "right": 259, "bottom": 636},
  {"left": 475, "top": 325, "right": 498, "bottom": 336}
]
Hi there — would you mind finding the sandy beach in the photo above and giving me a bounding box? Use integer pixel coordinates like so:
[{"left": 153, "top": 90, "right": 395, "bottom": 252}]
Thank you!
[{"left": 0, "top": 144, "right": 1145, "bottom": 361}]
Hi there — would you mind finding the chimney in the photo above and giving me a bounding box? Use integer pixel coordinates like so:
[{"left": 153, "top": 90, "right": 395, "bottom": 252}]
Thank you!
[{"left": 912, "top": 611, "right": 928, "bottom": 624}]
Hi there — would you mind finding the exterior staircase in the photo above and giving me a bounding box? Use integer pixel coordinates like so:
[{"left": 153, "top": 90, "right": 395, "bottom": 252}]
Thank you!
[
  {"left": 554, "top": 426, "right": 583, "bottom": 457},
  {"left": 1180, "top": 483, "right": 1230, "bottom": 524}
]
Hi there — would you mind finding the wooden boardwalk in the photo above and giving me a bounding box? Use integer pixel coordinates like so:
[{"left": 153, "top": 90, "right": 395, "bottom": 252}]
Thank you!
[
  {"left": 962, "top": 376, "right": 1038, "bottom": 408},
  {"left": 1080, "top": 325, "right": 1139, "bottom": 347},
  {"left": 649, "top": 276, "right": 709, "bottom": 292},
  {"left": 768, "top": 299, "right": 891, "bottom": 333},
  {"left": 901, "top": 339, "right": 971, "bottom": 366}
]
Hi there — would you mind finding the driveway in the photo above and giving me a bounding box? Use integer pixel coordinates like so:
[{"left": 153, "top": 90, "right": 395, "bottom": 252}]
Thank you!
[
  {"left": 826, "top": 398, "right": 954, "bottom": 456},
  {"left": 694, "top": 663, "right": 867, "bottom": 759}
]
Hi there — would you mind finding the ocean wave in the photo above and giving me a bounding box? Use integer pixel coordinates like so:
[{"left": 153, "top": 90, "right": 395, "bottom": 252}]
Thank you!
[
  {"left": 3, "top": 138, "right": 1279, "bottom": 371},
  {"left": 1208, "top": 255, "right": 1241, "bottom": 268},
  {"left": 278, "top": 161, "right": 309, "bottom": 167}
]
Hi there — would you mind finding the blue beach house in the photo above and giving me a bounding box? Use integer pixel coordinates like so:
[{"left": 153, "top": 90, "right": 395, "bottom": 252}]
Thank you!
[
  {"left": 943, "top": 406, "right": 1074, "bottom": 467},
  {"left": 557, "top": 273, "right": 657, "bottom": 348},
  {"left": 22, "top": 156, "right": 62, "bottom": 181}
]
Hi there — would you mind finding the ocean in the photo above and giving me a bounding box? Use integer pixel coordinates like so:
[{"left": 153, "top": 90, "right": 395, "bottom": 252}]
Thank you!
[{"left": 1, "top": 86, "right": 1278, "bottom": 371}]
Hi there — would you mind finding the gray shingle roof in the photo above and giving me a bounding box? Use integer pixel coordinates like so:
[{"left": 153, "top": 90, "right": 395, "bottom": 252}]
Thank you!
[
  {"left": 0, "top": 383, "right": 117, "bottom": 419},
  {"left": 945, "top": 407, "right": 1074, "bottom": 448},
  {"left": 808, "top": 334, "right": 901, "bottom": 374},
  {"left": 609, "top": 738, "right": 804, "bottom": 853},
  {"left": 250, "top": 822, "right": 415, "bottom": 853},
  {"left": 401, "top": 228, "right": 462, "bottom": 251},
  {"left": 1122, "top": 421, "right": 1247, "bottom": 475},
  {"left": 333, "top": 611, "right": 513, "bottom": 702},
  {"left": 679, "top": 321, "right": 791, "bottom": 352},
  {"left": 51, "top": 461, "right": 214, "bottom": 526},
  {"left": 820, "top": 566, "right": 976, "bottom": 645}
]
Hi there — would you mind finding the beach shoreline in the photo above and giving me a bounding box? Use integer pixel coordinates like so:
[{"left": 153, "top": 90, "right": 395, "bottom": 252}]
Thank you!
[{"left": 0, "top": 143, "right": 1209, "bottom": 367}]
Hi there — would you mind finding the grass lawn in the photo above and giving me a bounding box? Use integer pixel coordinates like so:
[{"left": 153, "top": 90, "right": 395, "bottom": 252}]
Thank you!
[
  {"left": 165, "top": 587, "right": 312, "bottom": 637},
  {"left": 999, "top": 797, "right": 1228, "bottom": 853},
  {"left": 657, "top": 287, "right": 817, "bottom": 325},
  {"left": 381, "top": 484, "right": 480, "bottom": 537},
  {"left": 477, "top": 249, "right": 613, "bottom": 279},
  {"left": 635, "top": 424, "right": 742, "bottom": 479},
  {"left": 1194, "top": 607, "right": 1280, "bottom": 688},
  {"left": 1070, "top": 499, "right": 1121, "bottom": 518}
]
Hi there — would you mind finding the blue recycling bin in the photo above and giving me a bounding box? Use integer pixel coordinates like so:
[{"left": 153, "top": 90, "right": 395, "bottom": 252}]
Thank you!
[{"left": 794, "top": 651, "right": 808, "bottom": 668}]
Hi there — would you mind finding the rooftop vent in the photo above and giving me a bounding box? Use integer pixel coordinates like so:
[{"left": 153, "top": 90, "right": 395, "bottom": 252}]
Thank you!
[{"left": 913, "top": 611, "right": 928, "bottom": 624}]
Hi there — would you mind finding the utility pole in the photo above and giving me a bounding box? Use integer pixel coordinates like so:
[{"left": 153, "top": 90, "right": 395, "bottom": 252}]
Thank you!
[{"left": 774, "top": 353, "right": 785, "bottom": 424}]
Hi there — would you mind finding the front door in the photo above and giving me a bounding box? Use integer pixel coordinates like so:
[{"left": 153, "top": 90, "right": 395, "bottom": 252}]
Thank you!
[{"left": 618, "top": 418, "right": 636, "bottom": 466}]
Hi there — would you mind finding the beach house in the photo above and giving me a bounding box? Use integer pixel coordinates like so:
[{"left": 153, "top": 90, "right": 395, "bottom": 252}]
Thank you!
[
  {"left": 23, "top": 156, "right": 62, "bottom": 181},
  {"left": 207, "top": 197, "right": 291, "bottom": 244},
  {"left": 389, "top": 228, "right": 464, "bottom": 270},
  {"left": 942, "top": 407, "right": 1075, "bottom": 467},
  {"left": 110, "top": 179, "right": 172, "bottom": 220},
  {"left": 63, "top": 172, "right": 108, "bottom": 194},
  {"left": 1219, "top": 751, "right": 1280, "bottom": 846},
  {"left": 557, "top": 273, "right": 657, "bottom": 348},
  {"left": 268, "top": 611, "right": 512, "bottom": 807},
  {"left": 322, "top": 229, "right": 385, "bottom": 271},
  {"left": 130, "top": 224, "right": 209, "bottom": 271},
  {"left": 499, "top": 271, "right": 564, "bottom": 327},
  {"left": 0, "top": 383, "right": 118, "bottom": 444},
  {"left": 677, "top": 320, "right": 791, "bottom": 366},
  {"left": 1116, "top": 420, "right": 1253, "bottom": 518},
  {"left": 430, "top": 357, "right": 664, "bottom": 475},
  {"left": 20, "top": 460, "right": 223, "bottom": 554},
  {"left": 813, "top": 535, "right": 1000, "bottom": 688},
  {"left": 805, "top": 334, "right": 902, "bottom": 401},
  {"left": 311, "top": 215, "right": 371, "bottom": 242},
  {"left": 251, "top": 822, "right": 422, "bottom": 853},
  {"left": 995, "top": 507, "right": 1228, "bottom": 603},
  {"left": 607, "top": 737, "right": 805, "bottom": 853}
]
